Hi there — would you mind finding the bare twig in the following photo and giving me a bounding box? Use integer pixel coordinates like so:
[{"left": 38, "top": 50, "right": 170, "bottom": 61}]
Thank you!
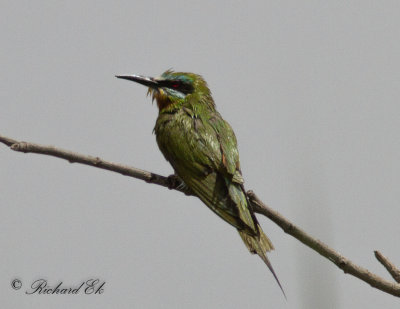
[
  {"left": 375, "top": 251, "right": 400, "bottom": 283},
  {"left": 0, "top": 134, "right": 187, "bottom": 195},
  {"left": 1, "top": 133, "right": 400, "bottom": 297},
  {"left": 0, "top": 134, "right": 18, "bottom": 146},
  {"left": 248, "top": 191, "right": 400, "bottom": 296}
]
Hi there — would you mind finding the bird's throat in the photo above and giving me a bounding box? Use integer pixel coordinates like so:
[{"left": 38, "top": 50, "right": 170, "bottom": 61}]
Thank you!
[
  {"left": 155, "top": 93, "right": 182, "bottom": 113},
  {"left": 156, "top": 96, "right": 174, "bottom": 111}
]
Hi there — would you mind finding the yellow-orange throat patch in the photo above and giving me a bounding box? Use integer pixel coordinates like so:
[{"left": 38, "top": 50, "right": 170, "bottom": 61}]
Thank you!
[{"left": 148, "top": 88, "right": 174, "bottom": 111}]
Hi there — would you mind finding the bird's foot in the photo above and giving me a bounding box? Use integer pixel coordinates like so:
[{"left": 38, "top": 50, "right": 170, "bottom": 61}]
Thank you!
[{"left": 167, "top": 174, "right": 193, "bottom": 196}]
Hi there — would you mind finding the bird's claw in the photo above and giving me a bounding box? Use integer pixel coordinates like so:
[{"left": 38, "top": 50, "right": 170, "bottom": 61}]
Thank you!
[
  {"left": 167, "top": 174, "right": 181, "bottom": 190},
  {"left": 167, "top": 174, "right": 193, "bottom": 196}
]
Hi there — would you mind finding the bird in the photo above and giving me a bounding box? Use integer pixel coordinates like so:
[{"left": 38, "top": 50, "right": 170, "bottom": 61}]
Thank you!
[{"left": 116, "top": 70, "right": 285, "bottom": 296}]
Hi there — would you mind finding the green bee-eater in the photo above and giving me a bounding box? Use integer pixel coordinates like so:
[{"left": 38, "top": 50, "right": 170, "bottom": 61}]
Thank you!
[{"left": 117, "top": 70, "right": 284, "bottom": 295}]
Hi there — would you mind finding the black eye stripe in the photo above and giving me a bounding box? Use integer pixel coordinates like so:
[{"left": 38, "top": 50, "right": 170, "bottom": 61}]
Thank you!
[{"left": 160, "top": 80, "right": 194, "bottom": 94}]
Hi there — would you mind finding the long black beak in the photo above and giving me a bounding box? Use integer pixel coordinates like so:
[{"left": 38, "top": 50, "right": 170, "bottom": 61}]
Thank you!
[{"left": 115, "top": 74, "right": 159, "bottom": 88}]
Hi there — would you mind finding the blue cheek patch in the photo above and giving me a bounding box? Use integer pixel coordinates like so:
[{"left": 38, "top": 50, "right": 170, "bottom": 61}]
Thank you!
[{"left": 166, "top": 88, "right": 186, "bottom": 99}]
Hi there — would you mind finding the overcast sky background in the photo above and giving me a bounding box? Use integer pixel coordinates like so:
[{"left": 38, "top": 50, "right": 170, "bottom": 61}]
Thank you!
[{"left": 1, "top": 1, "right": 400, "bottom": 308}]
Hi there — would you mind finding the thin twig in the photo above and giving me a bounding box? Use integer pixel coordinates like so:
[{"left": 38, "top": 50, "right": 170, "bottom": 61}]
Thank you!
[
  {"left": 375, "top": 251, "right": 400, "bottom": 283},
  {"left": 1, "top": 133, "right": 400, "bottom": 297},
  {"left": 0, "top": 134, "right": 18, "bottom": 146},
  {"left": 248, "top": 191, "right": 400, "bottom": 297},
  {"left": 0, "top": 134, "right": 187, "bottom": 194}
]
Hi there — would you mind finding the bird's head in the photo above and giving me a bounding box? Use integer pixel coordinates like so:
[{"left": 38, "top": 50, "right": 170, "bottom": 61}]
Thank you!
[{"left": 116, "top": 70, "right": 214, "bottom": 112}]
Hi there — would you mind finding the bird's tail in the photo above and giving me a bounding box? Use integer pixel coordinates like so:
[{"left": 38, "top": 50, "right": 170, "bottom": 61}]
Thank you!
[{"left": 238, "top": 226, "right": 286, "bottom": 298}]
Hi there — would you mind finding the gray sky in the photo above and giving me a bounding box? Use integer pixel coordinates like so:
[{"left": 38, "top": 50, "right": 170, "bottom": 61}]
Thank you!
[{"left": 1, "top": 1, "right": 400, "bottom": 308}]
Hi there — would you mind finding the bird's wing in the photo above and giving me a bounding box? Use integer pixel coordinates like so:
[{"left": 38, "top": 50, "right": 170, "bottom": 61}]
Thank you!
[
  {"left": 155, "top": 109, "right": 257, "bottom": 234},
  {"left": 207, "top": 112, "right": 258, "bottom": 233}
]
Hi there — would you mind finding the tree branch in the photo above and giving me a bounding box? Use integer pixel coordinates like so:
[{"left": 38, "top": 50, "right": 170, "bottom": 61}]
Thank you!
[
  {"left": 0, "top": 134, "right": 186, "bottom": 194},
  {"left": 248, "top": 191, "right": 400, "bottom": 297},
  {"left": 375, "top": 251, "right": 400, "bottom": 284},
  {"left": 1, "top": 133, "right": 400, "bottom": 297}
]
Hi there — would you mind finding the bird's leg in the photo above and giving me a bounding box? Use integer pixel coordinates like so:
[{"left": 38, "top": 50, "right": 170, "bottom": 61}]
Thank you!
[{"left": 167, "top": 174, "right": 193, "bottom": 196}]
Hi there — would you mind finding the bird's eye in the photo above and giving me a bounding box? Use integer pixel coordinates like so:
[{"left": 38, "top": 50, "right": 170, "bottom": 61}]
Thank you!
[{"left": 161, "top": 80, "right": 193, "bottom": 94}]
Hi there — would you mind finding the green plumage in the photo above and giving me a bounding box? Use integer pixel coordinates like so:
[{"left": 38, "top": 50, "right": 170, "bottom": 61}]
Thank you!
[{"left": 117, "top": 70, "right": 284, "bottom": 295}]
